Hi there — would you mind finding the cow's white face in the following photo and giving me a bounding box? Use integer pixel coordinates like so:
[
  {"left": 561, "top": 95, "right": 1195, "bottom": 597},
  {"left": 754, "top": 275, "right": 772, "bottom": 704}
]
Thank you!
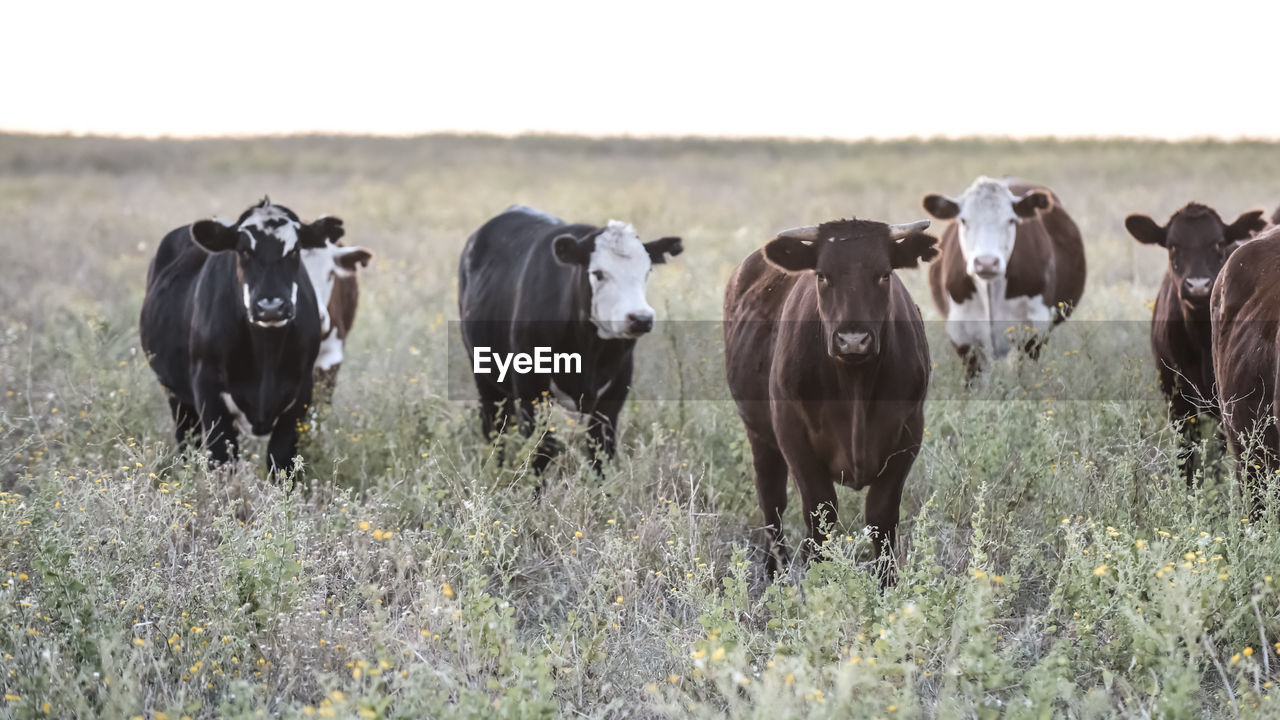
[
  {"left": 551, "top": 219, "right": 683, "bottom": 339},
  {"left": 586, "top": 221, "right": 656, "bottom": 339},
  {"left": 301, "top": 241, "right": 373, "bottom": 333},
  {"left": 923, "top": 177, "right": 1049, "bottom": 281}
]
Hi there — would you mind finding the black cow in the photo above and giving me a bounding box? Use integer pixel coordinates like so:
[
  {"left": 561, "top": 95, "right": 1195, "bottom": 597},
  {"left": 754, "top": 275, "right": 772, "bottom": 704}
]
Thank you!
[
  {"left": 458, "top": 205, "right": 683, "bottom": 472},
  {"left": 140, "top": 197, "right": 344, "bottom": 476}
]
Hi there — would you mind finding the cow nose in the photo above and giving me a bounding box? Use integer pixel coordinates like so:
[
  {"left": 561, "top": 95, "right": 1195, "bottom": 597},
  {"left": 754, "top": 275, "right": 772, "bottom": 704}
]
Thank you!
[
  {"left": 834, "top": 331, "right": 874, "bottom": 356},
  {"left": 973, "top": 255, "right": 1002, "bottom": 279},
  {"left": 255, "top": 297, "right": 289, "bottom": 321},
  {"left": 626, "top": 312, "right": 654, "bottom": 335},
  {"left": 1182, "top": 277, "right": 1212, "bottom": 299}
]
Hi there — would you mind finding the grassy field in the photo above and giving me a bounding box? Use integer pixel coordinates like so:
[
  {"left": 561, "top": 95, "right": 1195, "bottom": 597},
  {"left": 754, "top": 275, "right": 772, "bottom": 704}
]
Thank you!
[{"left": 3, "top": 134, "right": 1280, "bottom": 719}]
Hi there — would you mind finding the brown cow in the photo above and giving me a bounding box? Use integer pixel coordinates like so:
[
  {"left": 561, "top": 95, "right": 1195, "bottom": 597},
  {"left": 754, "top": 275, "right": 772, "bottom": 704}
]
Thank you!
[
  {"left": 923, "top": 177, "right": 1086, "bottom": 379},
  {"left": 724, "top": 217, "right": 938, "bottom": 584},
  {"left": 302, "top": 239, "right": 373, "bottom": 397},
  {"left": 1212, "top": 224, "right": 1280, "bottom": 512},
  {"left": 1126, "top": 204, "right": 1265, "bottom": 486}
]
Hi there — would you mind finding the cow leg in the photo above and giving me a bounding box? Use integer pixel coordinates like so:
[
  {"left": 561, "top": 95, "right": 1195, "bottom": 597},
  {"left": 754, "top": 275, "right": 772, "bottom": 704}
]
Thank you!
[
  {"left": 267, "top": 399, "right": 308, "bottom": 487},
  {"left": 955, "top": 343, "right": 983, "bottom": 385},
  {"left": 791, "top": 463, "right": 839, "bottom": 565},
  {"left": 586, "top": 362, "right": 632, "bottom": 473},
  {"left": 864, "top": 474, "right": 907, "bottom": 589},
  {"left": 1171, "top": 397, "right": 1202, "bottom": 489},
  {"left": 193, "top": 385, "right": 239, "bottom": 466},
  {"left": 311, "top": 365, "right": 338, "bottom": 407},
  {"left": 517, "top": 395, "right": 562, "bottom": 476},
  {"left": 747, "top": 435, "right": 790, "bottom": 576},
  {"left": 168, "top": 395, "right": 200, "bottom": 452},
  {"left": 1022, "top": 333, "right": 1047, "bottom": 361},
  {"left": 476, "top": 380, "right": 514, "bottom": 440}
]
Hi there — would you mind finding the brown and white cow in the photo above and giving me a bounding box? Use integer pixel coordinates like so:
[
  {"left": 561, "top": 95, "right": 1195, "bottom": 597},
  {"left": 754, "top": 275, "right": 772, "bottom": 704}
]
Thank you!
[
  {"left": 923, "top": 177, "right": 1086, "bottom": 378},
  {"left": 1126, "top": 204, "right": 1265, "bottom": 486},
  {"left": 724, "top": 217, "right": 938, "bottom": 584},
  {"left": 1212, "top": 224, "right": 1280, "bottom": 512},
  {"left": 302, "top": 238, "right": 372, "bottom": 396}
]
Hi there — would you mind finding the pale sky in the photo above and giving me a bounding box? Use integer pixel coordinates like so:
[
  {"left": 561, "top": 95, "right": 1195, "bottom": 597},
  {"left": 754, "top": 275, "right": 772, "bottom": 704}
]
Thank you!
[{"left": 7, "top": 0, "right": 1279, "bottom": 140}]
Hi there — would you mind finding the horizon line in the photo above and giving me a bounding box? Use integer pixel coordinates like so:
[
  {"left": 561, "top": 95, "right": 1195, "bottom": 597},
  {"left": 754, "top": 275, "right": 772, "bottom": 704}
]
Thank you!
[{"left": 4, "top": 129, "right": 1280, "bottom": 145}]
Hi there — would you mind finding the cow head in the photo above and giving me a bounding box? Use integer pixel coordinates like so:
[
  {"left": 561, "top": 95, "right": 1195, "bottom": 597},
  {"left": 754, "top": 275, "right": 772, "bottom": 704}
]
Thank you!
[
  {"left": 763, "top": 218, "right": 937, "bottom": 363},
  {"left": 923, "top": 177, "right": 1050, "bottom": 281},
  {"left": 1125, "top": 203, "right": 1265, "bottom": 310},
  {"left": 302, "top": 234, "right": 373, "bottom": 333},
  {"left": 189, "top": 197, "right": 342, "bottom": 328},
  {"left": 552, "top": 220, "right": 683, "bottom": 339}
]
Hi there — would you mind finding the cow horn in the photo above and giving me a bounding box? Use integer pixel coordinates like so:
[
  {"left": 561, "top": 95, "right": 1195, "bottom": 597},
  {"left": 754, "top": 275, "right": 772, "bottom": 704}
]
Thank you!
[
  {"left": 888, "top": 220, "right": 930, "bottom": 239},
  {"left": 775, "top": 225, "right": 820, "bottom": 241}
]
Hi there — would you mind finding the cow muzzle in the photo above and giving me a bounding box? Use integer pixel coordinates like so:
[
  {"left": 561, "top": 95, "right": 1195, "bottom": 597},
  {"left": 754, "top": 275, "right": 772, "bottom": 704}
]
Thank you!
[
  {"left": 972, "top": 255, "right": 1003, "bottom": 280},
  {"left": 625, "top": 312, "right": 655, "bottom": 337},
  {"left": 1181, "top": 277, "right": 1212, "bottom": 305},
  {"left": 252, "top": 297, "right": 294, "bottom": 327},
  {"left": 831, "top": 331, "right": 876, "bottom": 362}
]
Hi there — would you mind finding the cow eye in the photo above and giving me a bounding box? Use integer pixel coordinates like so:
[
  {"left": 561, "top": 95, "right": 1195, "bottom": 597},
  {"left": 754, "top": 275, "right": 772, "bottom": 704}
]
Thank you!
[
  {"left": 1008, "top": 219, "right": 1017, "bottom": 226},
  {"left": 815, "top": 272, "right": 829, "bottom": 284},
  {"left": 879, "top": 272, "right": 891, "bottom": 283},
  {"left": 591, "top": 270, "right": 606, "bottom": 282}
]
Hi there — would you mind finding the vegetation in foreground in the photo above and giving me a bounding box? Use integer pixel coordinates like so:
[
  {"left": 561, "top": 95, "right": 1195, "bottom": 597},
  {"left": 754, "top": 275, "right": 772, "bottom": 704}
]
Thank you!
[{"left": 3, "top": 134, "right": 1280, "bottom": 718}]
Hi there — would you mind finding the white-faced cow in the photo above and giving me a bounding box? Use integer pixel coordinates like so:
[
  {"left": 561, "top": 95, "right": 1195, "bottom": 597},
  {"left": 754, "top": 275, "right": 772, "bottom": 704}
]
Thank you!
[
  {"left": 923, "top": 177, "right": 1086, "bottom": 379},
  {"left": 724, "top": 217, "right": 938, "bottom": 585},
  {"left": 301, "top": 238, "right": 373, "bottom": 395},
  {"left": 1126, "top": 203, "right": 1265, "bottom": 486},
  {"left": 140, "top": 198, "right": 344, "bottom": 476},
  {"left": 458, "top": 205, "right": 683, "bottom": 473}
]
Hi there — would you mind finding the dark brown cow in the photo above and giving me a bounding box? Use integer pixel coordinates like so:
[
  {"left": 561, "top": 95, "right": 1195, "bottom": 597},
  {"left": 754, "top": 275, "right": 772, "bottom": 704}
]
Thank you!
[
  {"left": 302, "top": 240, "right": 372, "bottom": 397},
  {"left": 1126, "top": 204, "right": 1265, "bottom": 486},
  {"left": 724, "top": 217, "right": 938, "bottom": 584},
  {"left": 923, "top": 177, "right": 1086, "bottom": 378},
  {"left": 1213, "top": 224, "right": 1280, "bottom": 512}
]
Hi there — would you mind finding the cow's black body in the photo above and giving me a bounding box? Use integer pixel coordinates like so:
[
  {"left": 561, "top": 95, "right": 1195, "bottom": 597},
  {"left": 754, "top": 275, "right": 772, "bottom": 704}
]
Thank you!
[
  {"left": 140, "top": 223, "right": 321, "bottom": 473},
  {"left": 458, "top": 207, "right": 638, "bottom": 471}
]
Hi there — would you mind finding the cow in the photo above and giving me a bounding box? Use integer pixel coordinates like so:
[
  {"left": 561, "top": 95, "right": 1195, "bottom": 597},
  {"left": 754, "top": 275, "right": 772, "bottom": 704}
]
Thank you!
[
  {"left": 1126, "top": 204, "right": 1266, "bottom": 486},
  {"left": 922, "top": 177, "right": 1086, "bottom": 379},
  {"left": 1212, "top": 224, "right": 1280, "bottom": 513},
  {"left": 140, "top": 197, "right": 344, "bottom": 476},
  {"left": 302, "top": 239, "right": 373, "bottom": 396},
  {"left": 723, "top": 217, "right": 938, "bottom": 585},
  {"left": 458, "top": 205, "right": 683, "bottom": 474}
]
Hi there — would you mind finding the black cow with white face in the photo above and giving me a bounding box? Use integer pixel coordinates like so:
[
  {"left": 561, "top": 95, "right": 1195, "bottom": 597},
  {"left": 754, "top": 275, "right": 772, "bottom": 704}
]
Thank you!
[
  {"left": 458, "top": 205, "right": 683, "bottom": 473},
  {"left": 140, "top": 197, "right": 344, "bottom": 476}
]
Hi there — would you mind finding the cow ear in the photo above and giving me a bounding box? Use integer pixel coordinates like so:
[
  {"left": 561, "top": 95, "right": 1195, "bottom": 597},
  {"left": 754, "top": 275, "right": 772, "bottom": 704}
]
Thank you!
[
  {"left": 763, "top": 236, "right": 818, "bottom": 273},
  {"left": 1013, "top": 191, "right": 1050, "bottom": 218},
  {"left": 299, "top": 216, "right": 345, "bottom": 249},
  {"left": 923, "top": 194, "right": 960, "bottom": 220},
  {"left": 890, "top": 232, "right": 940, "bottom": 269},
  {"left": 333, "top": 246, "right": 373, "bottom": 276},
  {"left": 644, "top": 236, "right": 683, "bottom": 265},
  {"left": 1124, "top": 214, "right": 1166, "bottom": 246},
  {"left": 552, "top": 233, "right": 591, "bottom": 266},
  {"left": 1224, "top": 210, "right": 1266, "bottom": 243},
  {"left": 190, "top": 220, "right": 240, "bottom": 252}
]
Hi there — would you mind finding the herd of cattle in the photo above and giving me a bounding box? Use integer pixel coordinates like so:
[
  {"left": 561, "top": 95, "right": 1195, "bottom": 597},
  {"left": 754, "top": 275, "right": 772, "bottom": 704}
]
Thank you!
[{"left": 138, "top": 180, "right": 1280, "bottom": 583}]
